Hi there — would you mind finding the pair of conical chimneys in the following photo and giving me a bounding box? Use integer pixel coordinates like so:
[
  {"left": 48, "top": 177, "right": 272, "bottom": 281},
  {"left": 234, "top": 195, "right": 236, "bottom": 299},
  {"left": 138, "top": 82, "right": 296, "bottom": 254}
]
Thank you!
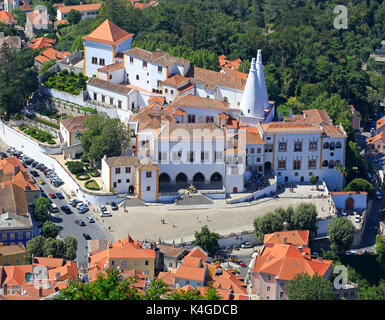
[{"left": 239, "top": 50, "right": 269, "bottom": 120}]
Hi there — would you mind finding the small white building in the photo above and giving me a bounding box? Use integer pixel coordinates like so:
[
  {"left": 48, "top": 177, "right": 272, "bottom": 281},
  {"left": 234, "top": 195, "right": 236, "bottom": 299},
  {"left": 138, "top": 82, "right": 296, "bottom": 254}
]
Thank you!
[
  {"left": 56, "top": 3, "right": 102, "bottom": 22},
  {"left": 60, "top": 115, "right": 90, "bottom": 148}
]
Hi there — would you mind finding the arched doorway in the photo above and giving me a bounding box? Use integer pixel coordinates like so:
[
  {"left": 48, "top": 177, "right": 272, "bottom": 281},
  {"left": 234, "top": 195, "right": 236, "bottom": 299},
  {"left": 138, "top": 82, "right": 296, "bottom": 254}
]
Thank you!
[
  {"left": 300, "top": 176, "right": 304, "bottom": 182},
  {"left": 210, "top": 172, "right": 222, "bottom": 184},
  {"left": 176, "top": 172, "right": 188, "bottom": 184},
  {"left": 264, "top": 162, "right": 272, "bottom": 174},
  {"left": 345, "top": 197, "right": 354, "bottom": 210},
  {"left": 193, "top": 172, "right": 205, "bottom": 184},
  {"left": 128, "top": 185, "right": 135, "bottom": 194},
  {"left": 159, "top": 173, "right": 171, "bottom": 184},
  {"left": 285, "top": 176, "right": 289, "bottom": 182}
]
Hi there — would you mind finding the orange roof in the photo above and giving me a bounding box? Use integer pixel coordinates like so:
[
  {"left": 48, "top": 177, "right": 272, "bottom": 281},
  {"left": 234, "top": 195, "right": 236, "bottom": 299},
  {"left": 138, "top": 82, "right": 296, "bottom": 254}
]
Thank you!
[
  {"left": 183, "top": 256, "right": 202, "bottom": 268},
  {"left": 261, "top": 121, "right": 321, "bottom": 133},
  {"left": 368, "top": 132, "right": 385, "bottom": 144},
  {"left": 157, "top": 271, "right": 176, "bottom": 286},
  {"left": 377, "top": 116, "right": 385, "bottom": 130},
  {"left": 82, "top": 19, "right": 134, "bottom": 45},
  {"left": 303, "top": 109, "right": 332, "bottom": 125},
  {"left": 29, "top": 37, "right": 55, "bottom": 50},
  {"left": 210, "top": 268, "right": 248, "bottom": 298},
  {"left": 245, "top": 131, "right": 265, "bottom": 145},
  {"left": 148, "top": 96, "right": 165, "bottom": 105},
  {"left": 252, "top": 244, "right": 332, "bottom": 281},
  {"left": 0, "top": 10, "right": 16, "bottom": 25},
  {"left": 40, "top": 48, "right": 70, "bottom": 61},
  {"left": 0, "top": 156, "right": 26, "bottom": 175},
  {"left": 0, "top": 170, "right": 39, "bottom": 191},
  {"left": 185, "top": 247, "right": 208, "bottom": 262},
  {"left": 173, "top": 108, "right": 186, "bottom": 116},
  {"left": 264, "top": 230, "right": 310, "bottom": 247},
  {"left": 178, "top": 83, "right": 195, "bottom": 93},
  {"left": 331, "top": 191, "right": 368, "bottom": 195},
  {"left": 98, "top": 61, "right": 124, "bottom": 73},
  {"left": 218, "top": 112, "right": 229, "bottom": 119},
  {"left": 32, "top": 256, "right": 64, "bottom": 269},
  {"left": 48, "top": 261, "right": 78, "bottom": 280},
  {"left": 133, "top": 2, "right": 151, "bottom": 9},
  {"left": 162, "top": 74, "right": 190, "bottom": 87},
  {"left": 35, "top": 55, "right": 50, "bottom": 64},
  {"left": 175, "top": 265, "right": 206, "bottom": 282},
  {"left": 58, "top": 3, "right": 102, "bottom": 13},
  {"left": 54, "top": 19, "right": 69, "bottom": 27}
]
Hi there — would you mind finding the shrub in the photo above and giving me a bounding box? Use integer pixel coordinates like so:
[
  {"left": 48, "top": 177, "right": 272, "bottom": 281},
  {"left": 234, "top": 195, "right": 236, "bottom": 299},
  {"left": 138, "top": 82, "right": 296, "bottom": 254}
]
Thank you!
[
  {"left": 65, "top": 161, "right": 84, "bottom": 174},
  {"left": 76, "top": 173, "right": 90, "bottom": 180},
  {"left": 47, "top": 140, "right": 56, "bottom": 144},
  {"left": 85, "top": 180, "right": 100, "bottom": 190},
  {"left": 89, "top": 170, "right": 100, "bottom": 177}
]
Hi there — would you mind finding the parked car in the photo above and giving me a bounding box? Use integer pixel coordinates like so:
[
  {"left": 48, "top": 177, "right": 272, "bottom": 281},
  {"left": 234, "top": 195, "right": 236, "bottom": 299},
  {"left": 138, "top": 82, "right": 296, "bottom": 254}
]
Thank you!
[
  {"left": 82, "top": 233, "right": 91, "bottom": 240},
  {"left": 56, "top": 193, "right": 64, "bottom": 199},
  {"left": 31, "top": 161, "right": 38, "bottom": 167},
  {"left": 79, "top": 207, "right": 89, "bottom": 214},
  {"left": 69, "top": 199, "right": 80, "bottom": 207},
  {"left": 100, "top": 211, "right": 112, "bottom": 217},
  {"left": 86, "top": 216, "right": 95, "bottom": 223},
  {"left": 74, "top": 219, "right": 86, "bottom": 226},
  {"left": 48, "top": 193, "right": 57, "bottom": 199},
  {"left": 100, "top": 205, "right": 107, "bottom": 212},
  {"left": 52, "top": 180, "right": 63, "bottom": 187},
  {"left": 49, "top": 203, "right": 59, "bottom": 213},
  {"left": 111, "top": 202, "right": 118, "bottom": 211},
  {"left": 241, "top": 241, "right": 252, "bottom": 248},
  {"left": 342, "top": 210, "right": 348, "bottom": 216},
  {"left": 39, "top": 165, "right": 47, "bottom": 171},
  {"left": 76, "top": 202, "right": 85, "bottom": 209},
  {"left": 239, "top": 262, "right": 247, "bottom": 268},
  {"left": 376, "top": 191, "right": 382, "bottom": 200},
  {"left": 60, "top": 205, "right": 72, "bottom": 214},
  {"left": 0, "top": 152, "right": 8, "bottom": 158},
  {"left": 355, "top": 216, "right": 361, "bottom": 223},
  {"left": 35, "top": 163, "right": 42, "bottom": 170},
  {"left": 30, "top": 170, "right": 39, "bottom": 177}
]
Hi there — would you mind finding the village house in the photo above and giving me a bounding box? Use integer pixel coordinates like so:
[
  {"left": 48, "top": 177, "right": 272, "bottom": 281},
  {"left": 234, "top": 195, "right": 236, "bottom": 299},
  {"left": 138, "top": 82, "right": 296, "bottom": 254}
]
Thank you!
[
  {"left": 56, "top": 3, "right": 102, "bottom": 21},
  {"left": 25, "top": 8, "right": 53, "bottom": 38},
  {"left": 0, "top": 243, "right": 25, "bottom": 265},
  {"left": 0, "top": 10, "right": 17, "bottom": 25}
]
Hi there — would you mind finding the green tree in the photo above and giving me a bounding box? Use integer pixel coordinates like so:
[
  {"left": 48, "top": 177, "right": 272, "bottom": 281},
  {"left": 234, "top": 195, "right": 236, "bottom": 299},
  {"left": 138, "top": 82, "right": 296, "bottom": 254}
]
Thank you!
[
  {"left": 328, "top": 217, "right": 355, "bottom": 254},
  {"left": 66, "top": 9, "right": 82, "bottom": 25},
  {"left": 33, "top": 197, "right": 51, "bottom": 222},
  {"left": 291, "top": 203, "right": 318, "bottom": 236},
  {"left": 376, "top": 234, "right": 385, "bottom": 265},
  {"left": 194, "top": 225, "right": 219, "bottom": 255},
  {"left": 310, "top": 174, "right": 318, "bottom": 186},
  {"left": 343, "top": 178, "right": 375, "bottom": 199},
  {"left": 11, "top": 8, "right": 26, "bottom": 26},
  {"left": 43, "top": 237, "right": 64, "bottom": 257},
  {"left": 287, "top": 273, "right": 336, "bottom": 300},
  {"left": 65, "top": 161, "right": 84, "bottom": 174},
  {"left": 64, "top": 236, "right": 78, "bottom": 260},
  {"left": 144, "top": 278, "right": 170, "bottom": 300},
  {"left": 253, "top": 211, "right": 284, "bottom": 241},
  {"left": 40, "top": 220, "right": 59, "bottom": 238},
  {"left": 25, "top": 236, "right": 46, "bottom": 263}
]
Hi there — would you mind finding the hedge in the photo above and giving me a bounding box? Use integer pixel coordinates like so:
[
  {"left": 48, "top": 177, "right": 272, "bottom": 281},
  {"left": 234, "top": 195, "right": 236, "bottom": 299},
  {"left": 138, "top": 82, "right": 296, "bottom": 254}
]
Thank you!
[
  {"left": 35, "top": 117, "right": 60, "bottom": 130},
  {"left": 85, "top": 180, "right": 100, "bottom": 190},
  {"left": 76, "top": 173, "right": 91, "bottom": 181},
  {"left": 20, "top": 126, "right": 54, "bottom": 143}
]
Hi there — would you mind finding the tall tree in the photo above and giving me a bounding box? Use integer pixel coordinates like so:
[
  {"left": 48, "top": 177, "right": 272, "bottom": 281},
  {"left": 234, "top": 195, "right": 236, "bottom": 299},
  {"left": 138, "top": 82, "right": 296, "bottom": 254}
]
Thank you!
[
  {"left": 194, "top": 225, "right": 219, "bottom": 255},
  {"left": 33, "top": 197, "right": 51, "bottom": 222},
  {"left": 328, "top": 217, "right": 355, "bottom": 254},
  {"left": 40, "top": 220, "right": 59, "bottom": 238},
  {"left": 287, "top": 273, "right": 336, "bottom": 300},
  {"left": 66, "top": 9, "right": 82, "bottom": 25}
]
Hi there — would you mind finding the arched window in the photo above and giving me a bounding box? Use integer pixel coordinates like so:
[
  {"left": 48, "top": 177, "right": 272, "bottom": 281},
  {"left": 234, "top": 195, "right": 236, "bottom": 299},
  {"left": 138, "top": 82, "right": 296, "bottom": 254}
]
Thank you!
[
  {"left": 323, "top": 142, "right": 329, "bottom": 149},
  {"left": 330, "top": 142, "right": 335, "bottom": 150},
  {"left": 336, "top": 141, "right": 342, "bottom": 149},
  {"left": 136, "top": 74, "right": 139, "bottom": 80},
  {"left": 223, "top": 97, "right": 228, "bottom": 103},
  {"left": 322, "top": 160, "right": 328, "bottom": 167},
  {"left": 329, "top": 160, "right": 335, "bottom": 169}
]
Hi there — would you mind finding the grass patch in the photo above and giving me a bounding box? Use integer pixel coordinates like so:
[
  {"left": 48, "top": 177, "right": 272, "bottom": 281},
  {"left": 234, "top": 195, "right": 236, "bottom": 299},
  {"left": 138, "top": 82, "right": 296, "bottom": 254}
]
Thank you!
[
  {"left": 85, "top": 180, "right": 100, "bottom": 191},
  {"left": 76, "top": 173, "right": 90, "bottom": 181},
  {"left": 20, "top": 125, "right": 55, "bottom": 143},
  {"left": 79, "top": 106, "right": 96, "bottom": 113}
]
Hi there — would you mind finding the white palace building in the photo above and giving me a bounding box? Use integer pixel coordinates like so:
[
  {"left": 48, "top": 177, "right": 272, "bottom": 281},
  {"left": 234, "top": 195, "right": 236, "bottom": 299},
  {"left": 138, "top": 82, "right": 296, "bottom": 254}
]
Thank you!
[{"left": 68, "top": 19, "right": 347, "bottom": 202}]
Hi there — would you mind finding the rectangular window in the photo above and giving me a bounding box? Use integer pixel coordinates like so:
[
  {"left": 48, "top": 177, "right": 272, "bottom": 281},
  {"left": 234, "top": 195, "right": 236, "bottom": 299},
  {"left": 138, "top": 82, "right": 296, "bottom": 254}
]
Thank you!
[
  {"left": 278, "top": 160, "right": 286, "bottom": 170},
  {"left": 126, "top": 167, "right": 131, "bottom": 173},
  {"left": 267, "top": 286, "right": 271, "bottom": 292},
  {"left": 189, "top": 151, "right": 194, "bottom": 163},
  {"left": 142, "top": 61, "right": 147, "bottom": 68},
  {"left": 109, "top": 74, "right": 112, "bottom": 80},
  {"left": 251, "top": 148, "right": 255, "bottom": 154},
  {"left": 130, "top": 57, "right": 134, "bottom": 63},
  {"left": 279, "top": 142, "right": 287, "bottom": 152},
  {"left": 145, "top": 260, "right": 149, "bottom": 266},
  {"left": 165, "top": 88, "right": 168, "bottom": 93},
  {"left": 18, "top": 232, "right": 23, "bottom": 239},
  {"left": 118, "top": 100, "right": 122, "bottom": 109},
  {"left": 257, "top": 148, "right": 261, "bottom": 153},
  {"left": 293, "top": 160, "right": 301, "bottom": 170},
  {"left": 146, "top": 186, "right": 151, "bottom": 191},
  {"left": 280, "top": 292, "right": 284, "bottom": 300},
  {"left": 101, "top": 95, "right": 105, "bottom": 103},
  {"left": 117, "top": 179, "right": 121, "bottom": 183},
  {"left": 99, "top": 58, "right": 105, "bottom": 66},
  {"left": 93, "top": 93, "right": 97, "bottom": 100},
  {"left": 146, "top": 171, "right": 152, "bottom": 178},
  {"left": 126, "top": 179, "right": 130, "bottom": 183},
  {"left": 170, "top": 90, "right": 174, "bottom": 95},
  {"left": 10, "top": 233, "right": 15, "bottom": 240},
  {"left": 215, "top": 151, "right": 223, "bottom": 162},
  {"left": 92, "top": 57, "right": 97, "bottom": 64},
  {"left": 308, "top": 159, "right": 316, "bottom": 169},
  {"left": 294, "top": 142, "right": 302, "bottom": 152},
  {"left": 26, "top": 232, "right": 30, "bottom": 239},
  {"left": 157, "top": 80, "right": 162, "bottom": 87},
  {"left": 158, "top": 66, "right": 162, "bottom": 73},
  {"left": 110, "top": 98, "right": 114, "bottom": 105},
  {"left": 122, "top": 260, "right": 126, "bottom": 266},
  {"left": 267, "top": 275, "right": 271, "bottom": 281},
  {"left": 187, "top": 115, "right": 196, "bottom": 123},
  {"left": 309, "top": 141, "right": 317, "bottom": 150},
  {"left": 206, "top": 116, "right": 214, "bottom": 123},
  {"left": 113, "top": 182, "right": 117, "bottom": 188},
  {"left": 111, "top": 260, "right": 114, "bottom": 265},
  {"left": 265, "top": 144, "right": 273, "bottom": 152},
  {"left": 134, "top": 260, "right": 139, "bottom": 266},
  {"left": 115, "top": 168, "right": 121, "bottom": 174}
]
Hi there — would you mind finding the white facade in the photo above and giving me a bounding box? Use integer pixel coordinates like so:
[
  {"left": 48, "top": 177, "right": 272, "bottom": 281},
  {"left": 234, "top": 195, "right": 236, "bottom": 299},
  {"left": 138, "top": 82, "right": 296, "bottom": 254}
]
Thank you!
[{"left": 57, "top": 6, "right": 100, "bottom": 22}]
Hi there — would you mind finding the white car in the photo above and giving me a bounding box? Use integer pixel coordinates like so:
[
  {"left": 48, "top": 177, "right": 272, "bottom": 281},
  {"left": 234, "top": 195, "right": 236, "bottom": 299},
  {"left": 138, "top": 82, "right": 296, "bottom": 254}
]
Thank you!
[
  {"left": 76, "top": 202, "right": 85, "bottom": 209},
  {"left": 100, "top": 211, "right": 112, "bottom": 217},
  {"left": 86, "top": 216, "right": 95, "bottom": 223},
  {"left": 376, "top": 191, "right": 382, "bottom": 200},
  {"left": 354, "top": 216, "right": 361, "bottom": 223}
]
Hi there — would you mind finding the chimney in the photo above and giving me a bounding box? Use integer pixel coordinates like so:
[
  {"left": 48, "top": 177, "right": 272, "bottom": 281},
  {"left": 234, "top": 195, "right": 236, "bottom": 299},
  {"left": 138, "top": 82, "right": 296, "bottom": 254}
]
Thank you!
[
  {"left": 3, "top": 283, "right": 7, "bottom": 296},
  {"left": 55, "top": 272, "right": 61, "bottom": 281}
]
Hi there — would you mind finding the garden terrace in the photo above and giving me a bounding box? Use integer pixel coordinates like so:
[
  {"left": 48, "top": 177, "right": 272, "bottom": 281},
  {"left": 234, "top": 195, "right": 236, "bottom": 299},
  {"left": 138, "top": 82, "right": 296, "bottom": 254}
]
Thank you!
[
  {"left": 18, "top": 125, "right": 58, "bottom": 145},
  {"left": 44, "top": 69, "right": 88, "bottom": 95}
]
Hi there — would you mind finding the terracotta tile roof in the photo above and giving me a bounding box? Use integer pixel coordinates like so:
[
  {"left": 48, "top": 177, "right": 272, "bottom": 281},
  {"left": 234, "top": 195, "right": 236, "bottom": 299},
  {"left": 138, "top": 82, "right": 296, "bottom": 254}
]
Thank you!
[
  {"left": 34, "top": 55, "right": 50, "bottom": 64},
  {"left": 170, "top": 94, "right": 229, "bottom": 111},
  {"left": 185, "top": 247, "right": 208, "bottom": 261},
  {"left": 0, "top": 184, "right": 28, "bottom": 215},
  {"left": 60, "top": 115, "right": 90, "bottom": 132},
  {"left": 173, "top": 108, "right": 186, "bottom": 116},
  {"left": 32, "top": 256, "right": 65, "bottom": 269},
  {"left": 124, "top": 48, "right": 189, "bottom": 67},
  {"left": 83, "top": 19, "right": 134, "bottom": 45},
  {"left": 252, "top": 244, "right": 332, "bottom": 281},
  {"left": 183, "top": 256, "right": 202, "bottom": 268},
  {"left": 303, "top": 109, "right": 332, "bottom": 125},
  {"left": 156, "top": 244, "right": 187, "bottom": 259},
  {"left": 0, "top": 156, "right": 26, "bottom": 175},
  {"left": 0, "top": 10, "right": 16, "bottom": 25},
  {"left": 29, "top": 37, "right": 55, "bottom": 50},
  {"left": 219, "top": 54, "right": 242, "bottom": 70},
  {"left": 178, "top": 83, "right": 195, "bottom": 93},
  {"left": 377, "top": 116, "right": 385, "bottom": 130},
  {"left": 0, "top": 295, "right": 40, "bottom": 300},
  {"left": 0, "top": 36, "right": 21, "bottom": 50},
  {"left": 20, "top": 3, "right": 32, "bottom": 11},
  {"left": 148, "top": 96, "right": 165, "bottom": 105},
  {"left": 245, "top": 132, "right": 265, "bottom": 145},
  {"left": 48, "top": 261, "right": 78, "bottom": 280},
  {"left": 162, "top": 74, "right": 190, "bottom": 87},
  {"left": 210, "top": 268, "right": 248, "bottom": 297},
  {"left": 0, "top": 243, "right": 25, "bottom": 256},
  {"left": 54, "top": 19, "right": 69, "bottom": 27},
  {"left": 175, "top": 265, "right": 206, "bottom": 282},
  {"left": 58, "top": 3, "right": 102, "bottom": 13},
  {"left": 368, "top": 132, "right": 385, "bottom": 144},
  {"left": 98, "top": 61, "right": 124, "bottom": 73},
  {"left": 26, "top": 10, "right": 53, "bottom": 26},
  {"left": 0, "top": 170, "right": 39, "bottom": 192},
  {"left": 261, "top": 121, "right": 322, "bottom": 133},
  {"left": 104, "top": 156, "right": 139, "bottom": 168},
  {"left": 331, "top": 191, "right": 368, "bottom": 195},
  {"left": 264, "top": 230, "right": 310, "bottom": 247},
  {"left": 130, "top": 106, "right": 175, "bottom": 132},
  {"left": 157, "top": 271, "right": 176, "bottom": 286},
  {"left": 53, "top": 3, "right": 65, "bottom": 8},
  {"left": 88, "top": 77, "right": 133, "bottom": 95},
  {"left": 220, "top": 67, "right": 248, "bottom": 81},
  {"left": 133, "top": 2, "right": 151, "bottom": 9},
  {"left": 139, "top": 157, "right": 158, "bottom": 171},
  {"left": 186, "top": 66, "right": 246, "bottom": 91}
]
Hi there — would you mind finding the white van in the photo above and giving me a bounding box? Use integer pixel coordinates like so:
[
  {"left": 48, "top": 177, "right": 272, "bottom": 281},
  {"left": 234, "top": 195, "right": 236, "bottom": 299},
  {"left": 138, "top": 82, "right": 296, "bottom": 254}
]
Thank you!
[{"left": 49, "top": 203, "right": 59, "bottom": 213}]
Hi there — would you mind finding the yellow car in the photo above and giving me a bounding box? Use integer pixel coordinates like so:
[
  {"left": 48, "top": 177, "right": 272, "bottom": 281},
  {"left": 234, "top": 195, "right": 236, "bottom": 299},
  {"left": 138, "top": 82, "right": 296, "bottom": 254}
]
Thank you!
[{"left": 38, "top": 179, "right": 45, "bottom": 185}]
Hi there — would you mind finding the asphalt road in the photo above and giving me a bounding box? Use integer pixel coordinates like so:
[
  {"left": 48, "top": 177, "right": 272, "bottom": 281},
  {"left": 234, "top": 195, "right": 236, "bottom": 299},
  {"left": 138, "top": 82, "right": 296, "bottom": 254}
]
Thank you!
[{"left": 0, "top": 142, "right": 109, "bottom": 268}]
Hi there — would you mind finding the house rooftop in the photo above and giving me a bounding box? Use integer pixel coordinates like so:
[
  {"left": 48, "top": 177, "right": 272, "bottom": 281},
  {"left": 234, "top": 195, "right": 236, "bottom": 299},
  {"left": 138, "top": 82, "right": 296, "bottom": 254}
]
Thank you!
[{"left": 82, "top": 19, "right": 134, "bottom": 45}]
